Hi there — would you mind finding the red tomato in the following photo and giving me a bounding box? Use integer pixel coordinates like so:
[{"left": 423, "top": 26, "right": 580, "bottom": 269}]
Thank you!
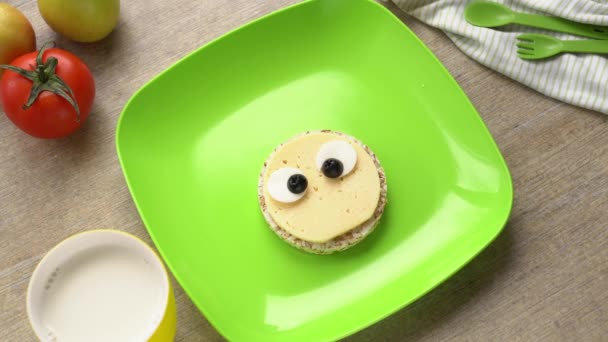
[{"left": 0, "top": 45, "right": 95, "bottom": 138}]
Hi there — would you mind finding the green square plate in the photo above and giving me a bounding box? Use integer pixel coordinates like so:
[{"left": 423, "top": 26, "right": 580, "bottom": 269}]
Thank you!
[{"left": 116, "top": 0, "right": 513, "bottom": 341}]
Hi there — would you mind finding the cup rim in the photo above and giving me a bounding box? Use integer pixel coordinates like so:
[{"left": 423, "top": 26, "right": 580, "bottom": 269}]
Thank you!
[{"left": 26, "top": 229, "right": 170, "bottom": 341}]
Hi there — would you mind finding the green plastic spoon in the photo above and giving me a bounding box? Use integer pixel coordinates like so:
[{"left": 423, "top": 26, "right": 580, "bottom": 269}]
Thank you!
[
  {"left": 516, "top": 33, "right": 608, "bottom": 60},
  {"left": 465, "top": 1, "right": 608, "bottom": 39}
]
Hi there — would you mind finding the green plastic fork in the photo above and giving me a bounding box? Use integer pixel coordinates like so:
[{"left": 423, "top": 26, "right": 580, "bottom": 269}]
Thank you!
[{"left": 516, "top": 33, "right": 608, "bottom": 60}]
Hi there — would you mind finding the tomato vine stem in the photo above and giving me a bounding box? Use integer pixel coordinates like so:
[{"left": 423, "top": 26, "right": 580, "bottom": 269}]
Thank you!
[{"left": 0, "top": 42, "right": 81, "bottom": 121}]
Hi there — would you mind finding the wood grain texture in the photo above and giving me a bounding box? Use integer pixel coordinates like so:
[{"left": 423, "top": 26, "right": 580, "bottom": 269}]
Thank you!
[{"left": 1, "top": 1, "right": 606, "bottom": 341}]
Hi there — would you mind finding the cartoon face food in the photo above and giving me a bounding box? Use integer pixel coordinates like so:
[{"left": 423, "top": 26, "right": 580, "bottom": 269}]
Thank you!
[{"left": 258, "top": 130, "right": 387, "bottom": 254}]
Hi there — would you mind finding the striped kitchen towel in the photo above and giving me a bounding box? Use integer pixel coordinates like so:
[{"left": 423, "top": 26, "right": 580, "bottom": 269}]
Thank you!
[{"left": 391, "top": 0, "right": 608, "bottom": 114}]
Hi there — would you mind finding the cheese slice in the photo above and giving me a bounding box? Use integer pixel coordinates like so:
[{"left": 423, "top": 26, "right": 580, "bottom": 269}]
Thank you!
[{"left": 263, "top": 132, "right": 381, "bottom": 243}]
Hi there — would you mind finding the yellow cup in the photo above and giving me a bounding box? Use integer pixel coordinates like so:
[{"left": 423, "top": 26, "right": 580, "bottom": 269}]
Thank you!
[{"left": 27, "top": 230, "right": 176, "bottom": 342}]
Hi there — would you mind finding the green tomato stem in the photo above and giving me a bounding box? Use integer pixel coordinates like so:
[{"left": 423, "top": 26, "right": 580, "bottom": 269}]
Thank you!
[{"left": 0, "top": 42, "right": 81, "bottom": 121}]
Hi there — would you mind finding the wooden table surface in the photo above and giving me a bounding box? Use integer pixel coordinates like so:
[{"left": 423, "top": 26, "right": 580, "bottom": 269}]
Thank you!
[{"left": 2, "top": 1, "right": 607, "bottom": 341}]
